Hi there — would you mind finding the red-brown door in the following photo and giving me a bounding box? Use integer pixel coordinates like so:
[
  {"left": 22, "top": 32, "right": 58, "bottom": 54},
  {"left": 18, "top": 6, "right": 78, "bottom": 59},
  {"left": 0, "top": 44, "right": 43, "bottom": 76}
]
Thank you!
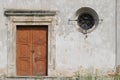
[{"left": 16, "top": 25, "right": 48, "bottom": 76}]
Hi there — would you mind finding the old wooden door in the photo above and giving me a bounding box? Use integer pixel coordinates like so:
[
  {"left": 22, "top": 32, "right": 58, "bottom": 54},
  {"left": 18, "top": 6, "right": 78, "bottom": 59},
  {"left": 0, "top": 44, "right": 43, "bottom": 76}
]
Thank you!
[{"left": 16, "top": 25, "right": 48, "bottom": 76}]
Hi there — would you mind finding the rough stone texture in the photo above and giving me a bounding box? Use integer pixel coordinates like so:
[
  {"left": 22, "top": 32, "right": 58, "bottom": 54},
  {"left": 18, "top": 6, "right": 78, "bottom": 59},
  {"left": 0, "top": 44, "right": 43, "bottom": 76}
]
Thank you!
[{"left": 0, "top": 0, "right": 117, "bottom": 77}]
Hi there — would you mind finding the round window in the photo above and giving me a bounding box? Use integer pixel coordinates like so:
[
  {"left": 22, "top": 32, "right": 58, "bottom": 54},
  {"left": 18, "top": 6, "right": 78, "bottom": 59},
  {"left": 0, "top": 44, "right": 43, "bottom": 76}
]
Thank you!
[
  {"left": 76, "top": 7, "right": 99, "bottom": 34},
  {"left": 77, "top": 13, "right": 95, "bottom": 30}
]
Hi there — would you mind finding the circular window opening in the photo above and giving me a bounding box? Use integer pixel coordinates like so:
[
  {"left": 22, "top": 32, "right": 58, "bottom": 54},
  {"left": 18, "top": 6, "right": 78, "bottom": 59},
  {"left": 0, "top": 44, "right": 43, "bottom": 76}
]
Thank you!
[
  {"left": 78, "top": 13, "right": 95, "bottom": 30},
  {"left": 76, "top": 7, "right": 99, "bottom": 33}
]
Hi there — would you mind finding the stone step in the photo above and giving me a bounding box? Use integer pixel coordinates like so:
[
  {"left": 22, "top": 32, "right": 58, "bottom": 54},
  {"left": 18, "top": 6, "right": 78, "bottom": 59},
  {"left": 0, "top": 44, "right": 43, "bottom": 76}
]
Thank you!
[{"left": 0, "top": 77, "right": 115, "bottom": 80}]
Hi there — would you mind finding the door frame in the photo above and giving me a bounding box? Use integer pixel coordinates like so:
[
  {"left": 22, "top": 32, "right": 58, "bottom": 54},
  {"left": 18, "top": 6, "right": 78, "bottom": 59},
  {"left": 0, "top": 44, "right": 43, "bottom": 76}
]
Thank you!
[{"left": 5, "top": 11, "right": 57, "bottom": 77}]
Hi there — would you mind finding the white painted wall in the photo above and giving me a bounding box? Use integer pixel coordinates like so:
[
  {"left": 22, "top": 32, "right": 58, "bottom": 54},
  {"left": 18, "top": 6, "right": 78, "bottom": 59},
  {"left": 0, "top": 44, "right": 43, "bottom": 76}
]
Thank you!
[{"left": 0, "top": 0, "right": 116, "bottom": 76}]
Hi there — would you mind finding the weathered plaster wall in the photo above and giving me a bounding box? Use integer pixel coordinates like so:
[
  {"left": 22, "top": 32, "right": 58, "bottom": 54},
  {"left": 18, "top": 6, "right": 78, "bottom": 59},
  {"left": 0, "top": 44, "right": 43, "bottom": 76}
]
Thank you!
[
  {"left": 117, "top": 0, "right": 120, "bottom": 66},
  {"left": 55, "top": 0, "right": 116, "bottom": 76},
  {"left": 0, "top": 0, "right": 116, "bottom": 76}
]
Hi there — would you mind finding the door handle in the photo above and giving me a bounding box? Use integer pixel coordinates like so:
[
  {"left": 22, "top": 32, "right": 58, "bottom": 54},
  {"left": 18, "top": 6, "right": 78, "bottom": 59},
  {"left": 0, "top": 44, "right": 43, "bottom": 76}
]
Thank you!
[{"left": 31, "top": 50, "right": 34, "bottom": 53}]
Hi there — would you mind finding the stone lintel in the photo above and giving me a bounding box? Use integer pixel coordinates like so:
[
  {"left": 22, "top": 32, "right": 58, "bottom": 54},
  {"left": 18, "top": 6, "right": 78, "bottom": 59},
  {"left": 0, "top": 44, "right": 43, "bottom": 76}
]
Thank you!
[{"left": 4, "top": 10, "right": 57, "bottom": 16}]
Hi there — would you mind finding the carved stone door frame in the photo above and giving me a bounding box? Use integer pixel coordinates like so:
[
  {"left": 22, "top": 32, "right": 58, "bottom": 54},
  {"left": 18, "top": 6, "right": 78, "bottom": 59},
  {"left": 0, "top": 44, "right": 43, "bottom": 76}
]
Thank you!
[{"left": 5, "top": 10, "right": 57, "bottom": 77}]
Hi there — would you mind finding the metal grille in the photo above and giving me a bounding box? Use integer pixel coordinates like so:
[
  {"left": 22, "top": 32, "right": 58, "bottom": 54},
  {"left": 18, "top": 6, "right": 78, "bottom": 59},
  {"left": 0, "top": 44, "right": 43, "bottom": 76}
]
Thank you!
[{"left": 77, "top": 13, "right": 95, "bottom": 30}]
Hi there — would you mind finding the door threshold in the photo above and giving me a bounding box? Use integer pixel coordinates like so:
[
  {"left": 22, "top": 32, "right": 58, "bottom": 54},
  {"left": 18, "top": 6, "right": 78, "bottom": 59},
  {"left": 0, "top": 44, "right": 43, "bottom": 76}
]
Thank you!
[{"left": 6, "top": 76, "right": 57, "bottom": 78}]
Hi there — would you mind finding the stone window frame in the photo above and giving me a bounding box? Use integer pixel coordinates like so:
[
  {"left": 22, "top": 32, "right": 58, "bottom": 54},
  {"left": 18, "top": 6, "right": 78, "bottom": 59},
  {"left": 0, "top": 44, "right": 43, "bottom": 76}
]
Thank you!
[
  {"left": 76, "top": 7, "right": 99, "bottom": 34},
  {"left": 5, "top": 10, "right": 57, "bottom": 77}
]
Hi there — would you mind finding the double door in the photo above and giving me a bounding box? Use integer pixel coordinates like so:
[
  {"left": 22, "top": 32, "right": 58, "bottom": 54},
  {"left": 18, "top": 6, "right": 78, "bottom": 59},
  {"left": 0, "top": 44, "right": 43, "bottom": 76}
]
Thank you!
[{"left": 16, "top": 25, "right": 48, "bottom": 76}]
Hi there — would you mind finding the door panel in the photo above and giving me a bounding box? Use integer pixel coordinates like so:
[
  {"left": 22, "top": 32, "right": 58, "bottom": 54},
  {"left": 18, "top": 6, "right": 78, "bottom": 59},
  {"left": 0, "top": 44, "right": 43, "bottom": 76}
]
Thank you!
[
  {"left": 16, "top": 27, "right": 32, "bottom": 76},
  {"left": 16, "top": 26, "right": 48, "bottom": 76},
  {"left": 17, "top": 44, "right": 32, "bottom": 76},
  {"left": 32, "top": 27, "right": 48, "bottom": 76}
]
